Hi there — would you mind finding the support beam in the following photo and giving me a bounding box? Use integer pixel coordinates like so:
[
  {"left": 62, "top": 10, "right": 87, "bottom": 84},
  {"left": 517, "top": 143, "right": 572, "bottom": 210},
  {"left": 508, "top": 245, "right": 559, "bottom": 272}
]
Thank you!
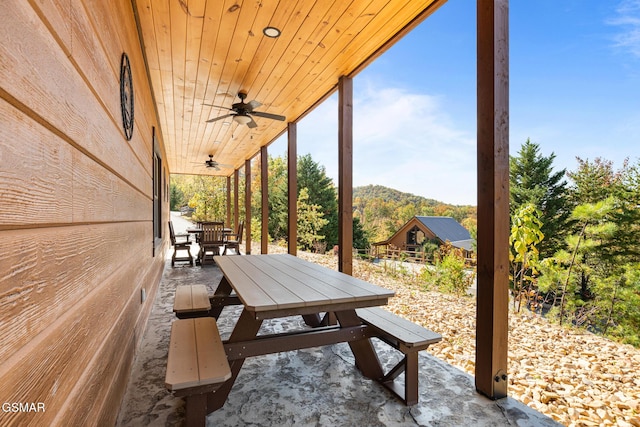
[
  {"left": 261, "top": 146, "right": 268, "bottom": 254},
  {"left": 245, "top": 159, "right": 252, "bottom": 255},
  {"left": 287, "top": 122, "right": 297, "bottom": 256},
  {"left": 338, "top": 76, "right": 353, "bottom": 275},
  {"left": 475, "top": 0, "right": 509, "bottom": 400},
  {"left": 226, "top": 176, "right": 231, "bottom": 228},
  {"left": 234, "top": 169, "right": 239, "bottom": 233}
]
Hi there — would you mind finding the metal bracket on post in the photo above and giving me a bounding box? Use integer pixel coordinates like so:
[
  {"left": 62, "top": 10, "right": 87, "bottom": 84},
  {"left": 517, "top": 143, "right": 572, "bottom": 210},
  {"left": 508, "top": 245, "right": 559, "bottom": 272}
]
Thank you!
[{"left": 493, "top": 369, "right": 508, "bottom": 398}]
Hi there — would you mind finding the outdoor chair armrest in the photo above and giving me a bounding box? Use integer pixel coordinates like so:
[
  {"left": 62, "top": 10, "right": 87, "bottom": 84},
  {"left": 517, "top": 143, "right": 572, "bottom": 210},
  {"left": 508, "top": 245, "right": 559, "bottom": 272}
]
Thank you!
[{"left": 224, "top": 233, "right": 240, "bottom": 241}]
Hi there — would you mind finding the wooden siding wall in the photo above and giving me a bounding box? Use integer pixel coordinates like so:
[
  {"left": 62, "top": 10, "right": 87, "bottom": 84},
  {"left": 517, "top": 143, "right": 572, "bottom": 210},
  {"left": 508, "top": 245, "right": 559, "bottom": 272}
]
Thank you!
[{"left": 0, "top": 1, "right": 167, "bottom": 425}]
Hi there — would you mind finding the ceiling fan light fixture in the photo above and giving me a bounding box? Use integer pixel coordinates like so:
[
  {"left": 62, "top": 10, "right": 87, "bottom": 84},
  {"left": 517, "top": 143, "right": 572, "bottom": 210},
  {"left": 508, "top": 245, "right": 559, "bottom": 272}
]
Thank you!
[
  {"left": 233, "top": 114, "right": 252, "bottom": 125},
  {"left": 263, "top": 26, "right": 281, "bottom": 38}
]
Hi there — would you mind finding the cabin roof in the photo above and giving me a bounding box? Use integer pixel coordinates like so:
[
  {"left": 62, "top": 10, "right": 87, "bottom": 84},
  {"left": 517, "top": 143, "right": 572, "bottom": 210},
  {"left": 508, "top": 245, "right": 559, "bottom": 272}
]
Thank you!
[{"left": 415, "top": 216, "right": 471, "bottom": 243}]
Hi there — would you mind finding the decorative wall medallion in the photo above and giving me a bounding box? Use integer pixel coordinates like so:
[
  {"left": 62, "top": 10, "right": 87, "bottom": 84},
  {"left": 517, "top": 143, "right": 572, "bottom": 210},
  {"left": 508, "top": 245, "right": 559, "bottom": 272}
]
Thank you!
[{"left": 120, "top": 52, "right": 134, "bottom": 140}]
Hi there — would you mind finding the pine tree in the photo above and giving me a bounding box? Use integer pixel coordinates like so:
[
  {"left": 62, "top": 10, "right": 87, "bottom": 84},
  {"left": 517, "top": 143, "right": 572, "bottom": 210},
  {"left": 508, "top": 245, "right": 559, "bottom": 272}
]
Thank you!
[
  {"left": 539, "top": 158, "right": 640, "bottom": 344},
  {"left": 568, "top": 157, "right": 640, "bottom": 261},
  {"left": 510, "top": 139, "right": 570, "bottom": 258}
]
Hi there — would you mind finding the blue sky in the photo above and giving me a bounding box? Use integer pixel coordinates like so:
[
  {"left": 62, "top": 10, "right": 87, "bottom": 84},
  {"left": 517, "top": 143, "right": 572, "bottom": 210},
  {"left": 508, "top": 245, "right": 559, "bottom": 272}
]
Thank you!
[{"left": 270, "top": 0, "right": 640, "bottom": 205}]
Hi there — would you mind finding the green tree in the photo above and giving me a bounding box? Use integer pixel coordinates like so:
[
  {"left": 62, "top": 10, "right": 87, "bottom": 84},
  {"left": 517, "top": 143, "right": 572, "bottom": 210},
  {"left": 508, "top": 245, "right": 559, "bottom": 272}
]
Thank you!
[
  {"left": 509, "top": 203, "right": 544, "bottom": 312},
  {"left": 352, "top": 216, "right": 369, "bottom": 251},
  {"left": 170, "top": 181, "right": 186, "bottom": 210},
  {"left": 568, "top": 157, "right": 621, "bottom": 205},
  {"left": 557, "top": 158, "right": 640, "bottom": 343},
  {"left": 569, "top": 158, "right": 640, "bottom": 261},
  {"left": 171, "top": 175, "right": 227, "bottom": 221},
  {"left": 605, "top": 263, "right": 640, "bottom": 346},
  {"left": 297, "top": 187, "right": 329, "bottom": 251},
  {"left": 297, "top": 154, "right": 338, "bottom": 246},
  {"left": 510, "top": 139, "right": 570, "bottom": 258},
  {"left": 262, "top": 153, "right": 369, "bottom": 251},
  {"left": 557, "top": 198, "right": 615, "bottom": 325},
  {"left": 266, "top": 155, "right": 289, "bottom": 241}
]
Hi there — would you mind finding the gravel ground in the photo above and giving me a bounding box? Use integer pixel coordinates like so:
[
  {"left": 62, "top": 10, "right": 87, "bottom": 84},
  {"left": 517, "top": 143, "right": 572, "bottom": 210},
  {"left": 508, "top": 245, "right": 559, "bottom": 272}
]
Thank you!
[{"left": 278, "top": 246, "right": 640, "bottom": 427}]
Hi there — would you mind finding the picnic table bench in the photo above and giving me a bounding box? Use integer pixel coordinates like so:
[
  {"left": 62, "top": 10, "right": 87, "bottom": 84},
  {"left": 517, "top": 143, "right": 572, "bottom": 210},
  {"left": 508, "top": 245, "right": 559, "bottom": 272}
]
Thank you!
[
  {"left": 356, "top": 307, "right": 442, "bottom": 405},
  {"left": 173, "top": 284, "right": 241, "bottom": 319},
  {"left": 165, "top": 317, "right": 231, "bottom": 427}
]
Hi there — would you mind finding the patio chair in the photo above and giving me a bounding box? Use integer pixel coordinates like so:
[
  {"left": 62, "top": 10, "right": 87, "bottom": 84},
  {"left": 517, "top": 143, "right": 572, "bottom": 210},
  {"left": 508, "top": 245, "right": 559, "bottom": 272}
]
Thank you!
[
  {"left": 223, "top": 220, "right": 244, "bottom": 255},
  {"left": 168, "top": 221, "right": 193, "bottom": 267},
  {"left": 199, "top": 221, "right": 225, "bottom": 265},
  {"left": 194, "top": 221, "right": 202, "bottom": 244}
]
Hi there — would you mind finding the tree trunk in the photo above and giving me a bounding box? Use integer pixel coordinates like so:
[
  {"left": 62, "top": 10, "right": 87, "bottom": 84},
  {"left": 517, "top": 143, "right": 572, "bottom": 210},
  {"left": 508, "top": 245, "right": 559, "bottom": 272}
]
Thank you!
[
  {"left": 603, "top": 278, "right": 621, "bottom": 335},
  {"left": 560, "top": 222, "right": 587, "bottom": 325}
]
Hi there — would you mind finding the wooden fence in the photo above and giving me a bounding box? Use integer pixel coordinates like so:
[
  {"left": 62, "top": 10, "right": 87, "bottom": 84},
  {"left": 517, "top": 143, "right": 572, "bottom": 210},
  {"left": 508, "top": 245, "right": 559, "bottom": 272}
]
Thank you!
[{"left": 361, "top": 247, "right": 476, "bottom": 267}]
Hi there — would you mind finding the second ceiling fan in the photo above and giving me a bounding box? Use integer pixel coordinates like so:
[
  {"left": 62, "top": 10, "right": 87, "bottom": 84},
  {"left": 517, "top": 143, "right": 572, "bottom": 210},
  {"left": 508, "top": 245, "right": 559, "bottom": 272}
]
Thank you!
[{"left": 204, "top": 91, "right": 286, "bottom": 128}]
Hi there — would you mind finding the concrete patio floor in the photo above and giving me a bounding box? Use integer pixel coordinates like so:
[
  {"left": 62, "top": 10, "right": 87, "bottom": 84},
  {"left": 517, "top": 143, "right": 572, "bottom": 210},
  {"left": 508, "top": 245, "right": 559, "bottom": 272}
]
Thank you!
[{"left": 115, "top": 214, "right": 561, "bottom": 426}]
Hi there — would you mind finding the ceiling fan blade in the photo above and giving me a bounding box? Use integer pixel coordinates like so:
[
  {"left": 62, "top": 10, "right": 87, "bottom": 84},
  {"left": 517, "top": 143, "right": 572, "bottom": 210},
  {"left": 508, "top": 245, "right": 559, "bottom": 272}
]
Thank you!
[
  {"left": 202, "top": 103, "right": 230, "bottom": 109},
  {"left": 206, "top": 113, "right": 234, "bottom": 123},
  {"left": 247, "top": 100, "right": 262, "bottom": 110},
  {"left": 251, "top": 111, "right": 286, "bottom": 121},
  {"left": 247, "top": 117, "right": 258, "bottom": 128}
]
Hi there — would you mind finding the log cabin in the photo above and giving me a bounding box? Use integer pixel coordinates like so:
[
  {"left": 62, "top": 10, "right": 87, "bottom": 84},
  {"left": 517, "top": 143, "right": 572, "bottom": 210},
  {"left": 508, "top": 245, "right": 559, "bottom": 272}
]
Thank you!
[
  {"left": 0, "top": 0, "right": 508, "bottom": 425},
  {"left": 373, "top": 216, "right": 474, "bottom": 260}
]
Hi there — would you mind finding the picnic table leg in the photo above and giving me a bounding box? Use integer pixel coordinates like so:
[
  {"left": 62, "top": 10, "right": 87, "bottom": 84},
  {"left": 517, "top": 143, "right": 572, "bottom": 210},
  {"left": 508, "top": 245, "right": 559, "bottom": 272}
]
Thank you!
[
  {"left": 184, "top": 394, "right": 207, "bottom": 427},
  {"left": 334, "top": 310, "right": 384, "bottom": 380},
  {"left": 208, "top": 309, "right": 263, "bottom": 412},
  {"left": 209, "top": 276, "right": 233, "bottom": 318},
  {"left": 404, "top": 352, "right": 419, "bottom": 405},
  {"left": 302, "top": 313, "right": 322, "bottom": 327}
]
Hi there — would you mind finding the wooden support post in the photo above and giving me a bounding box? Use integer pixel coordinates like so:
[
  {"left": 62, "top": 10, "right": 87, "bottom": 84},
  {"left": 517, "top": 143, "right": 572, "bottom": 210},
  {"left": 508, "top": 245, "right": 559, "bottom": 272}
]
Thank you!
[
  {"left": 338, "top": 76, "right": 353, "bottom": 275},
  {"left": 476, "top": 0, "right": 509, "bottom": 400},
  {"left": 245, "top": 159, "right": 251, "bottom": 255},
  {"left": 261, "top": 146, "right": 268, "bottom": 254},
  {"left": 234, "top": 169, "right": 239, "bottom": 234},
  {"left": 226, "top": 176, "right": 231, "bottom": 228},
  {"left": 287, "top": 122, "right": 297, "bottom": 256}
]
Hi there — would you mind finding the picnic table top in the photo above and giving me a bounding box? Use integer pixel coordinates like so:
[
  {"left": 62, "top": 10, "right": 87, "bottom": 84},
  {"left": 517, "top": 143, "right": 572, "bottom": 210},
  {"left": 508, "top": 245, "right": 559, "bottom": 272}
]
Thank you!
[{"left": 215, "top": 254, "right": 395, "bottom": 319}]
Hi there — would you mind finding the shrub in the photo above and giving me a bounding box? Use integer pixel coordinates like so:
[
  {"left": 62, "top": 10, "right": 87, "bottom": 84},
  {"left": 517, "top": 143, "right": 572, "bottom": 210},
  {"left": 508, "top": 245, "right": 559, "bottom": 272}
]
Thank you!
[{"left": 420, "top": 242, "right": 475, "bottom": 296}]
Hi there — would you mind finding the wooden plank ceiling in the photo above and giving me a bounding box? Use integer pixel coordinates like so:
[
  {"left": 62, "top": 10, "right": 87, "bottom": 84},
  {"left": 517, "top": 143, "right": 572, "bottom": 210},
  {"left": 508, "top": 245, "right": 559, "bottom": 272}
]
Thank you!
[{"left": 134, "top": 0, "right": 446, "bottom": 177}]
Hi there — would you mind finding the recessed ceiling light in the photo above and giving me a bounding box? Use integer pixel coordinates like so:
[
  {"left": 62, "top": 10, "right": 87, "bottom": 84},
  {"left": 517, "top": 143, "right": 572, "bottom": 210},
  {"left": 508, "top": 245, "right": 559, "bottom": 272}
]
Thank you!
[{"left": 263, "top": 26, "right": 281, "bottom": 38}]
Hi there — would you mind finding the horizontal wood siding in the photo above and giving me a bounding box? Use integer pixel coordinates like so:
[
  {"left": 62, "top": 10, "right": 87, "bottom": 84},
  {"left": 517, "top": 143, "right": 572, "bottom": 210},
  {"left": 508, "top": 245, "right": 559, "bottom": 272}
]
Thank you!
[{"left": 0, "top": 0, "right": 167, "bottom": 425}]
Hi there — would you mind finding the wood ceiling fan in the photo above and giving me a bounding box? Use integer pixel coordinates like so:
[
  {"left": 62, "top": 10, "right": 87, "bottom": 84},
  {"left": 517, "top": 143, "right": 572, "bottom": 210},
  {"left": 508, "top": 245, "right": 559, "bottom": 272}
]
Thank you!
[{"left": 203, "top": 91, "right": 286, "bottom": 128}]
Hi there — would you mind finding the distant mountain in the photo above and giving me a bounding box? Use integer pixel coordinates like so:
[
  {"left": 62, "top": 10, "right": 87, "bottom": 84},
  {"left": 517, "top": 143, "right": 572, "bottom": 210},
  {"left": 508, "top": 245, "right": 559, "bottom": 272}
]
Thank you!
[{"left": 353, "top": 185, "right": 465, "bottom": 208}]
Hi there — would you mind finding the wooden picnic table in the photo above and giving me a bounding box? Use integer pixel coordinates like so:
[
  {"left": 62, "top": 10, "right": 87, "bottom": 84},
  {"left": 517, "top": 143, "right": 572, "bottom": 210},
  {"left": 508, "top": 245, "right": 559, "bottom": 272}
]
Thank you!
[{"left": 208, "top": 253, "right": 396, "bottom": 411}]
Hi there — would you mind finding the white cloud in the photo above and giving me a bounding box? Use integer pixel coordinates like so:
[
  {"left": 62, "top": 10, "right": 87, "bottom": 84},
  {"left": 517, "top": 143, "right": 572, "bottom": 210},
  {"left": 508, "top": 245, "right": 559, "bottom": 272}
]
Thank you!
[
  {"left": 291, "top": 82, "right": 477, "bottom": 205},
  {"left": 609, "top": 0, "right": 640, "bottom": 57}
]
